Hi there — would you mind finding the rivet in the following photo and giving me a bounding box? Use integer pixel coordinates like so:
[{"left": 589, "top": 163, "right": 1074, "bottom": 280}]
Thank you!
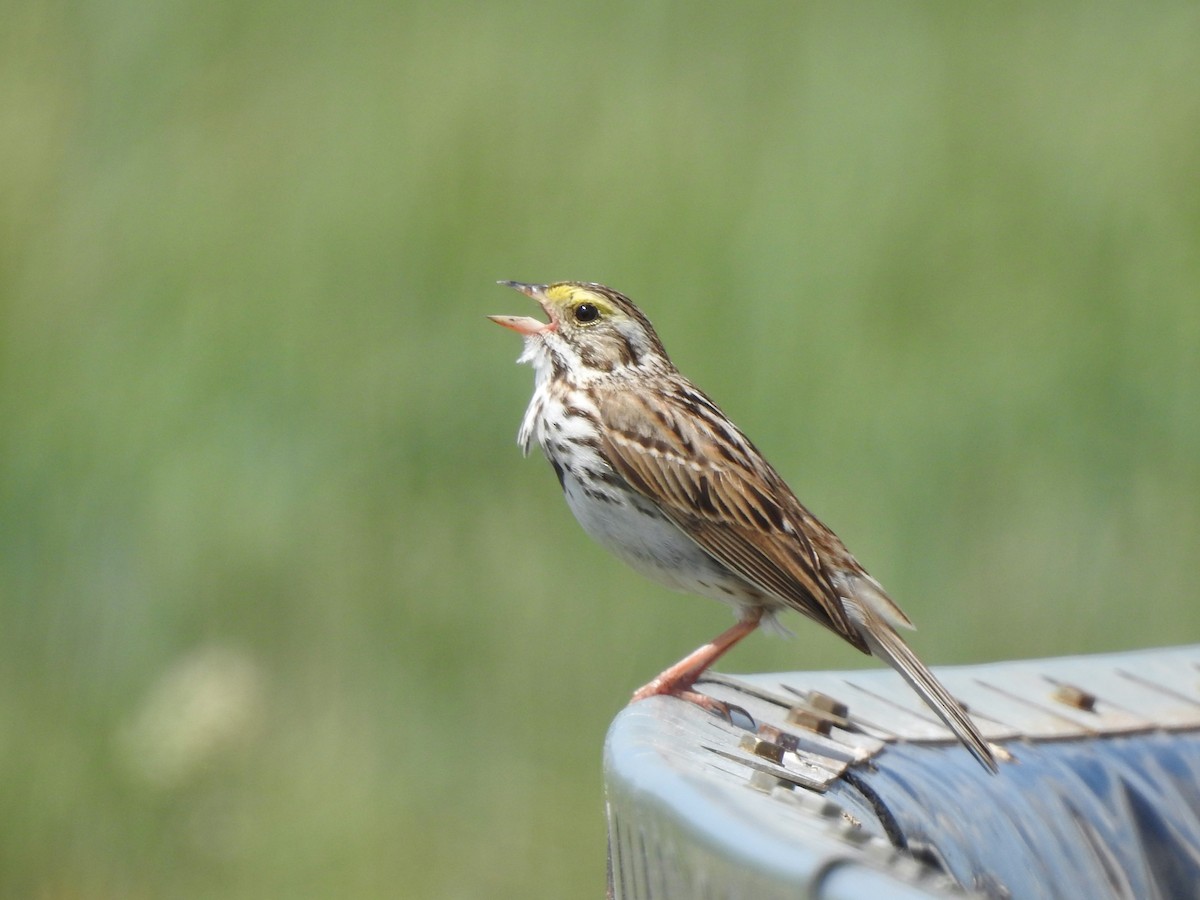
[
  {"left": 747, "top": 769, "right": 784, "bottom": 793},
  {"left": 1052, "top": 684, "right": 1096, "bottom": 712},
  {"left": 786, "top": 707, "right": 833, "bottom": 736},
  {"left": 807, "top": 691, "right": 849, "bottom": 719},
  {"left": 757, "top": 724, "right": 799, "bottom": 753},
  {"left": 739, "top": 733, "right": 785, "bottom": 765}
]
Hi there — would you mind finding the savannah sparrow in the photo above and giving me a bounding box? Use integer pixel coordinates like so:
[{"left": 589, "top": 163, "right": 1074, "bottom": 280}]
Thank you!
[{"left": 490, "top": 281, "right": 997, "bottom": 773}]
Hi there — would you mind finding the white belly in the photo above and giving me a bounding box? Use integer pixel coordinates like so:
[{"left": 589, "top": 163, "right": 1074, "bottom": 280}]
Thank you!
[{"left": 560, "top": 469, "right": 758, "bottom": 607}]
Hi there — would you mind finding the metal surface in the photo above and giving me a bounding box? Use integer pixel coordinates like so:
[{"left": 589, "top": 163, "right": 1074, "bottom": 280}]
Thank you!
[{"left": 604, "top": 645, "right": 1200, "bottom": 899}]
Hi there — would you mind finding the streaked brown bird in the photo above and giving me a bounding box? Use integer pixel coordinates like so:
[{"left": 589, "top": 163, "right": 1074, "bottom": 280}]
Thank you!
[{"left": 490, "top": 280, "right": 997, "bottom": 773}]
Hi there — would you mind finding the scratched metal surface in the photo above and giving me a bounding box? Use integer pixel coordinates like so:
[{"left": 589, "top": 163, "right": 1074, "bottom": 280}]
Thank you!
[{"left": 604, "top": 645, "right": 1200, "bottom": 900}]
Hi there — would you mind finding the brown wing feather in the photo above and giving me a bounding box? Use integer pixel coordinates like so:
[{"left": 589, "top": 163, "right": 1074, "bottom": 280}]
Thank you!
[{"left": 597, "top": 382, "right": 867, "bottom": 650}]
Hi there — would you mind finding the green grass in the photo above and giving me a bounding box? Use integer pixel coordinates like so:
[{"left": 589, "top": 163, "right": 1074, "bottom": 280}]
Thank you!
[{"left": 2, "top": 2, "right": 1199, "bottom": 896}]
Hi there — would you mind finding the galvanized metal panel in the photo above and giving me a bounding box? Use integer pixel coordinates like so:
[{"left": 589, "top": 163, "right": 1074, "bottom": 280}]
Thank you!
[{"left": 605, "top": 645, "right": 1200, "bottom": 899}]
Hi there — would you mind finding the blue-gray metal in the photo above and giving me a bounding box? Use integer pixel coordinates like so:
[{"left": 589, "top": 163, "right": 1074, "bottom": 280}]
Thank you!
[{"left": 604, "top": 645, "right": 1200, "bottom": 899}]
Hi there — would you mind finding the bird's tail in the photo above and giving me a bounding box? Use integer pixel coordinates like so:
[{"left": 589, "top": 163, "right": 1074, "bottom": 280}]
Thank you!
[{"left": 859, "top": 619, "right": 998, "bottom": 774}]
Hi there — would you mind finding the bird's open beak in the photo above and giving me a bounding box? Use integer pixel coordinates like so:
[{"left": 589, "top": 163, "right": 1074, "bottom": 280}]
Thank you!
[{"left": 488, "top": 281, "right": 557, "bottom": 335}]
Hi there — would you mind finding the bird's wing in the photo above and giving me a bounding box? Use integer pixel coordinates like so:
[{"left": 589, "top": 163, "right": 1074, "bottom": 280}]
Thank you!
[{"left": 596, "top": 383, "right": 866, "bottom": 648}]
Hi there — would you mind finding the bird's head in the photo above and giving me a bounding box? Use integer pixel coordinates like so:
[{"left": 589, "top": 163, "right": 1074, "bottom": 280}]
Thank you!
[{"left": 490, "top": 281, "right": 670, "bottom": 381}]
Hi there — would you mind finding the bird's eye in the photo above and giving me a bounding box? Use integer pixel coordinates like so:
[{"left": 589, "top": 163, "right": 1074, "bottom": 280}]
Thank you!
[{"left": 573, "top": 303, "right": 600, "bottom": 323}]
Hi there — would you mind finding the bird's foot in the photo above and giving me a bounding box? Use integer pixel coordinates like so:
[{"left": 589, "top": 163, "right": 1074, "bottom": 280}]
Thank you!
[
  {"left": 629, "top": 612, "right": 764, "bottom": 706},
  {"left": 630, "top": 681, "right": 752, "bottom": 725}
]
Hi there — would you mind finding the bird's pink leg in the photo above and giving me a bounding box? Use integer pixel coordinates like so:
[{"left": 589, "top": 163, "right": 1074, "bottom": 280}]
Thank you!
[{"left": 631, "top": 609, "right": 764, "bottom": 710}]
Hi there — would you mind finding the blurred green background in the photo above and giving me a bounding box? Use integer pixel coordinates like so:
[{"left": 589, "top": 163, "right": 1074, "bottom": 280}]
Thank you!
[{"left": 3, "top": 2, "right": 1198, "bottom": 896}]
